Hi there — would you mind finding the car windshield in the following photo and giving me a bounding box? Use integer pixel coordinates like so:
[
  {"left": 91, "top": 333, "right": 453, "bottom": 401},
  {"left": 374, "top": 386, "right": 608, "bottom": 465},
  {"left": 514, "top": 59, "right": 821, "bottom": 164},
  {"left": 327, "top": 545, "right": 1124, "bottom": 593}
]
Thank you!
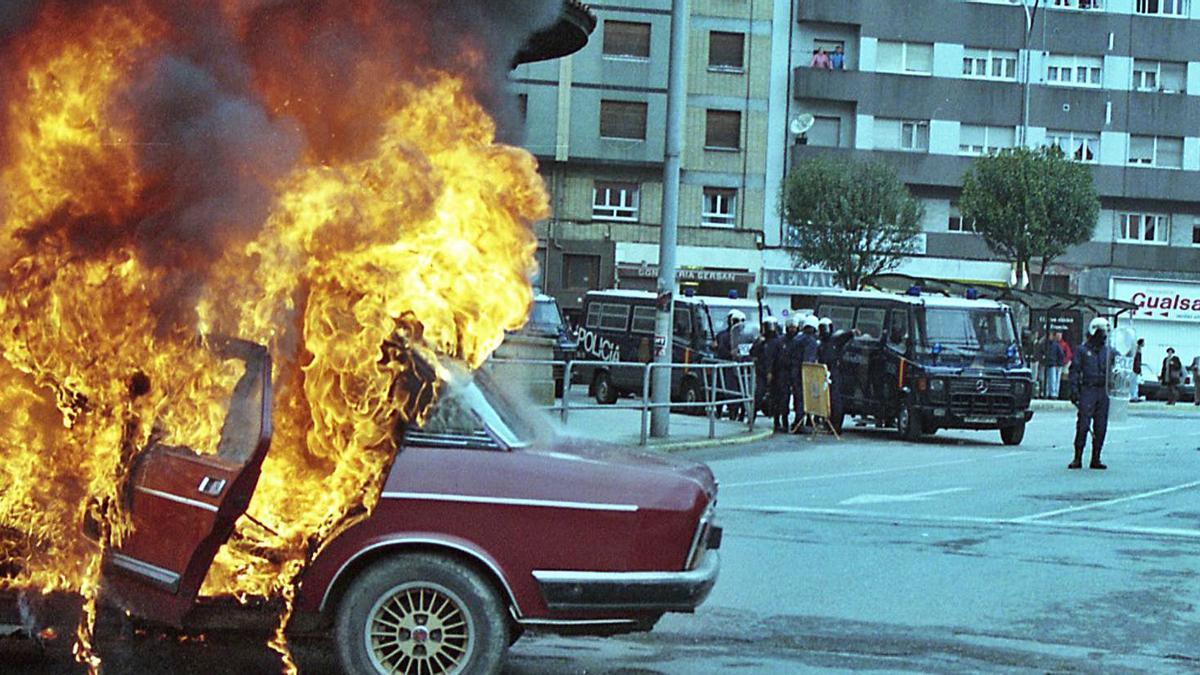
[
  {"left": 529, "top": 298, "right": 564, "bottom": 330},
  {"left": 421, "top": 365, "right": 559, "bottom": 448},
  {"left": 916, "top": 307, "right": 1020, "bottom": 365}
]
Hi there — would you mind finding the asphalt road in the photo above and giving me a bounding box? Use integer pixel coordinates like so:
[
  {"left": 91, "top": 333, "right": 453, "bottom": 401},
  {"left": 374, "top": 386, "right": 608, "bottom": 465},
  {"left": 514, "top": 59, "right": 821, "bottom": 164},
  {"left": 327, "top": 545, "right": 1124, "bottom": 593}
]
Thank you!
[
  {"left": 508, "top": 408, "right": 1200, "bottom": 674},
  {"left": 6, "top": 408, "right": 1199, "bottom": 674}
]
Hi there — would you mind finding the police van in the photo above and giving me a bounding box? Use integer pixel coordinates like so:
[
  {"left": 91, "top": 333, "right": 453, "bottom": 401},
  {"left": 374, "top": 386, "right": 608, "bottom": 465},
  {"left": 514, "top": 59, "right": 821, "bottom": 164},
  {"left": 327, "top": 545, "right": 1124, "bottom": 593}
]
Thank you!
[
  {"left": 813, "top": 289, "right": 1035, "bottom": 444},
  {"left": 575, "top": 290, "right": 763, "bottom": 406}
]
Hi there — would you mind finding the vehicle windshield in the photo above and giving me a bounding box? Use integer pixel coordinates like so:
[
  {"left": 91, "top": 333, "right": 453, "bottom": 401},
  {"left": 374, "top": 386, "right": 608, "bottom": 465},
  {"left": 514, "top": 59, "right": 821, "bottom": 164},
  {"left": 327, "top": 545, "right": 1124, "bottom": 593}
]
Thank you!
[
  {"left": 528, "top": 297, "right": 564, "bottom": 331},
  {"left": 916, "top": 307, "right": 1021, "bottom": 366},
  {"left": 421, "top": 365, "right": 559, "bottom": 448}
]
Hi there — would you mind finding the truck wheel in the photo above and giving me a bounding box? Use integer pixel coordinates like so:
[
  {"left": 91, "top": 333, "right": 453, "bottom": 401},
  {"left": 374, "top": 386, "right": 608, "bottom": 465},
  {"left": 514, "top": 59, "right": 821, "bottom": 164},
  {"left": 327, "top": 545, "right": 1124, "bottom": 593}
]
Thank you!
[
  {"left": 1000, "top": 421, "right": 1026, "bottom": 446},
  {"left": 896, "top": 401, "right": 921, "bottom": 442},
  {"left": 593, "top": 372, "right": 617, "bottom": 405},
  {"left": 335, "top": 553, "right": 509, "bottom": 675},
  {"left": 679, "top": 377, "right": 704, "bottom": 416}
]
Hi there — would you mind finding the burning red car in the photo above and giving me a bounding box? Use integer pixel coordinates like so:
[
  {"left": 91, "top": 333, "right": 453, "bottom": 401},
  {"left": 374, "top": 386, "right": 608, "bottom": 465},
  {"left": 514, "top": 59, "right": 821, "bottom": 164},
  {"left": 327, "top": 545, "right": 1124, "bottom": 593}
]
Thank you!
[{"left": 4, "top": 353, "right": 720, "bottom": 675}]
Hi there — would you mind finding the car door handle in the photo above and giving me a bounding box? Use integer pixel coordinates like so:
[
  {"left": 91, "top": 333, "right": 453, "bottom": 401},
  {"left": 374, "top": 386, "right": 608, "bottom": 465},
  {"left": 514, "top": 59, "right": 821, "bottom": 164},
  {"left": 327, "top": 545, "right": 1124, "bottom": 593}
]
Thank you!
[{"left": 198, "top": 476, "right": 227, "bottom": 497}]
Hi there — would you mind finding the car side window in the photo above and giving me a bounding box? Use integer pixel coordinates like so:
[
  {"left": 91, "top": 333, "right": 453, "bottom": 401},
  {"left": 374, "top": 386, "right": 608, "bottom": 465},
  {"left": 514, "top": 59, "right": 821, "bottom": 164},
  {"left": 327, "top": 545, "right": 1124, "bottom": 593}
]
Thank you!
[
  {"left": 584, "top": 302, "right": 602, "bottom": 329},
  {"left": 887, "top": 310, "right": 909, "bottom": 346},
  {"left": 824, "top": 305, "right": 855, "bottom": 332},
  {"left": 598, "top": 303, "right": 630, "bottom": 331},
  {"left": 673, "top": 308, "right": 692, "bottom": 340},
  {"left": 409, "top": 389, "right": 499, "bottom": 450},
  {"left": 630, "top": 306, "right": 656, "bottom": 334},
  {"left": 855, "top": 308, "right": 886, "bottom": 340}
]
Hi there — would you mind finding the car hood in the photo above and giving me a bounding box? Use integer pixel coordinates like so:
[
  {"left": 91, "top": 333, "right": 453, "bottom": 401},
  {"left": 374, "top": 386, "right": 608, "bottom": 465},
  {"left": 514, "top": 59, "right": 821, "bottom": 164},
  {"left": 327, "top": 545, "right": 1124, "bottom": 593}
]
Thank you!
[{"left": 524, "top": 437, "right": 717, "bottom": 501}]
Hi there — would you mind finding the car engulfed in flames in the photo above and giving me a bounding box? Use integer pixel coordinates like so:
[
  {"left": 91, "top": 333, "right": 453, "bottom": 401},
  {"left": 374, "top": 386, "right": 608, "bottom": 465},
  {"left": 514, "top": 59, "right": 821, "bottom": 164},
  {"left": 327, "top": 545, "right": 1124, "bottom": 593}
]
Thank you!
[{"left": 0, "top": 0, "right": 593, "bottom": 672}]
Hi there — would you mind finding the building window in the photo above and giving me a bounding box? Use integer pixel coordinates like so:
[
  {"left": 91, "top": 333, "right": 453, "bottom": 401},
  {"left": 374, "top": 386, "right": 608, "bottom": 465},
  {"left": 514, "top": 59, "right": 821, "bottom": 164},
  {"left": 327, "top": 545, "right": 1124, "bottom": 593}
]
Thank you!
[
  {"left": 1137, "top": 0, "right": 1188, "bottom": 16},
  {"left": 592, "top": 181, "right": 639, "bottom": 222},
  {"left": 1193, "top": 218, "right": 1200, "bottom": 246},
  {"left": 1117, "top": 212, "right": 1170, "bottom": 245},
  {"left": 564, "top": 255, "right": 602, "bottom": 291},
  {"left": 959, "top": 124, "right": 1015, "bottom": 155},
  {"left": 962, "top": 48, "right": 1017, "bottom": 81},
  {"left": 1128, "top": 135, "right": 1183, "bottom": 168},
  {"left": 708, "top": 32, "right": 745, "bottom": 72},
  {"left": 1133, "top": 59, "right": 1186, "bottom": 92},
  {"left": 599, "top": 100, "right": 648, "bottom": 140},
  {"left": 701, "top": 188, "right": 737, "bottom": 227},
  {"left": 1046, "top": 54, "right": 1102, "bottom": 87},
  {"left": 516, "top": 94, "right": 528, "bottom": 124},
  {"left": 1050, "top": 0, "right": 1103, "bottom": 10},
  {"left": 705, "top": 110, "right": 741, "bottom": 150},
  {"left": 948, "top": 203, "right": 975, "bottom": 233},
  {"left": 874, "top": 118, "right": 929, "bottom": 152},
  {"left": 876, "top": 40, "right": 933, "bottom": 75},
  {"left": 809, "top": 115, "right": 842, "bottom": 147},
  {"left": 602, "top": 21, "right": 651, "bottom": 59},
  {"left": 1045, "top": 130, "right": 1099, "bottom": 163}
]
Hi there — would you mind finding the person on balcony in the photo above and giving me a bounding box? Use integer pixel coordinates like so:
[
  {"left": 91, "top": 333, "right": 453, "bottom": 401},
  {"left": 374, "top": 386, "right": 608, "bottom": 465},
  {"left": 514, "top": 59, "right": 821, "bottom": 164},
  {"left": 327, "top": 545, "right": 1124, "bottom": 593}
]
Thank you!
[{"left": 810, "top": 48, "right": 831, "bottom": 70}]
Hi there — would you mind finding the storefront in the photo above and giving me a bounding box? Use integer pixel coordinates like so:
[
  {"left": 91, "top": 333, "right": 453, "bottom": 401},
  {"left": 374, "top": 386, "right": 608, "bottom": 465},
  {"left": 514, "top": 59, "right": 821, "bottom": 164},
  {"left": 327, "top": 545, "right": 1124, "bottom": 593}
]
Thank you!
[
  {"left": 1110, "top": 277, "right": 1200, "bottom": 375},
  {"left": 615, "top": 262, "right": 756, "bottom": 300},
  {"left": 760, "top": 266, "right": 839, "bottom": 313}
]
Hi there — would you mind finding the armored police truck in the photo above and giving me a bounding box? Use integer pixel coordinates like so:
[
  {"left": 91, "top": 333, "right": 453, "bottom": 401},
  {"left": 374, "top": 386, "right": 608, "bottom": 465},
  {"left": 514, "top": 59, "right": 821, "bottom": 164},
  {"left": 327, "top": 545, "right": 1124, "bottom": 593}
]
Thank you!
[
  {"left": 575, "top": 290, "right": 722, "bottom": 407},
  {"left": 813, "top": 289, "right": 1035, "bottom": 444}
]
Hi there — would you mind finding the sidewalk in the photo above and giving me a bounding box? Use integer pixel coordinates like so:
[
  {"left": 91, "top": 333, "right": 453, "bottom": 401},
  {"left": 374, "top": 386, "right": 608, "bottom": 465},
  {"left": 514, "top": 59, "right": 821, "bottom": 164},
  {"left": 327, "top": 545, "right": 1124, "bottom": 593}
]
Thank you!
[
  {"left": 556, "top": 405, "right": 772, "bottom": 452},
  {"left": 1032, "top": 398, "right": 1200, "bottom": 414}
]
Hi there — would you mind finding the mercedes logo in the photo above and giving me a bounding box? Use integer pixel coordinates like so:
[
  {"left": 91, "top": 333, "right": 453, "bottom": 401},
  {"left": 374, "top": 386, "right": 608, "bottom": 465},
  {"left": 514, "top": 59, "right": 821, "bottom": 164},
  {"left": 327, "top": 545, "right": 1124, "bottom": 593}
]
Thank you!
[{"left": 975, "top": 379, "right": 989, "bottom": 394}]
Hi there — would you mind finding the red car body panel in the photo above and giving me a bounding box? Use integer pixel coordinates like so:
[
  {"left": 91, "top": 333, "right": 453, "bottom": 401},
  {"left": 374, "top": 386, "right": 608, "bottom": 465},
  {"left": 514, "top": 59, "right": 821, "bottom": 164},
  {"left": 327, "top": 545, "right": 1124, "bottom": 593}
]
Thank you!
[{"left": 295, "top": 438, "right": 716, "bottom": 621}]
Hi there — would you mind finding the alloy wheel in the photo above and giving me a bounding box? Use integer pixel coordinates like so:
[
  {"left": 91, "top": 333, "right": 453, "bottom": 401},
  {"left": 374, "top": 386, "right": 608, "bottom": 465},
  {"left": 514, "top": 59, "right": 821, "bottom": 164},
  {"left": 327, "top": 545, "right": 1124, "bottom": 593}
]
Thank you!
[{"left": 365, "top": 581, "right": 475, "bottom": 675}]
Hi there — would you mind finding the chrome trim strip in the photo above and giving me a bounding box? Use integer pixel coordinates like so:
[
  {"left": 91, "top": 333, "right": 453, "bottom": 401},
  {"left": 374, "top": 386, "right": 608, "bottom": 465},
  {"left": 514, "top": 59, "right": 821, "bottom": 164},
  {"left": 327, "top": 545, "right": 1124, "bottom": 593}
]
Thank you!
[
  {"left": 135, "top": 487, "right": 219, "bottom": 513},
  {"left": 108, "top": 552, "right": 181, "bottom": 591},
  {"left": 517, "top": 618, "right": 638, "bottom": 627},
  {"left": 533, "top": 556, "right": 715, "bottom": 585},
  {"left": 379, "top": 491, "right": 639, "bottom": 513},
  {"left": 685, "top": 500, "right": 716, "bottom": 570},
  {"left": 318, "top": 537, "right": 521, "bottom": 616}
]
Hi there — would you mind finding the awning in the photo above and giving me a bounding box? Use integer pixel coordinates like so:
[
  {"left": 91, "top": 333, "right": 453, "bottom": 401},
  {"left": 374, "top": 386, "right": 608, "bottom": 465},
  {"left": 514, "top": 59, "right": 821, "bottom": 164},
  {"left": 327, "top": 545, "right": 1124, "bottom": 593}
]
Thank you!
[{"left": 864, "top": 273, "right": 1139, "bottom": 317}]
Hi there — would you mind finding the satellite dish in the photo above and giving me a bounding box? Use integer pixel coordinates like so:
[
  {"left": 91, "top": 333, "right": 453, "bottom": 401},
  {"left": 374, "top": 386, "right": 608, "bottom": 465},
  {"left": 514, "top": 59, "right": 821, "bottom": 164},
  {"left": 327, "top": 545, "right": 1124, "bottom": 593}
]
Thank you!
[
  {"left": 789, "top": 113, "right": 815, "bottom": 136},
  {"left": 1110, "top": 325, "right": 1136, "bottom": 357}
]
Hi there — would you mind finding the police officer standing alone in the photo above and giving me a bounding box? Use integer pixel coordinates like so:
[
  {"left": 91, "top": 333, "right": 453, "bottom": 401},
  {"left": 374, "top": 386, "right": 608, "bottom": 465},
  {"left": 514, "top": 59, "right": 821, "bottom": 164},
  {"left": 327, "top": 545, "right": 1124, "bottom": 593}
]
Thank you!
[{"left": 1068, "top": 317, "right": 1114, "bottom": 470}]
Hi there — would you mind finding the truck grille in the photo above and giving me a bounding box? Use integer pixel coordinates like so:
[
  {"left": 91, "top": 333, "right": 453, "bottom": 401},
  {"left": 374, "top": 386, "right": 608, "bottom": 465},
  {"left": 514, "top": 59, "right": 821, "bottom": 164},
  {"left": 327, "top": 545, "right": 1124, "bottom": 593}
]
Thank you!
[{"left": 949, "top": 379, "right": 1016, "bottom": 416}]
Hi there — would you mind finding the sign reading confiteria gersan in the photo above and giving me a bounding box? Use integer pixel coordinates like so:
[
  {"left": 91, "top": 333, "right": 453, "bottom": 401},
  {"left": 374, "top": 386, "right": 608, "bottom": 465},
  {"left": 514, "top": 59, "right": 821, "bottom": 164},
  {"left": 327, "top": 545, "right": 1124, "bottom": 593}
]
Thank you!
[{"left": 1111, "top": 277, "right": 1200, "bottom": 323}]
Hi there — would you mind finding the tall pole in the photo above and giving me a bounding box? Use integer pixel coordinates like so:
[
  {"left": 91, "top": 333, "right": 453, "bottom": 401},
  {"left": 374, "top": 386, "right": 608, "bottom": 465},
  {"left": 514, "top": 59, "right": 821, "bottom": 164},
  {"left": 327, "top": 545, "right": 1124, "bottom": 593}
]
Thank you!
[
  {"left": 650, "top": 0, "right": 688, "bottom": 438},
  {"left": 1020, "top": 0, "right": 1039, "bottom": 147}
]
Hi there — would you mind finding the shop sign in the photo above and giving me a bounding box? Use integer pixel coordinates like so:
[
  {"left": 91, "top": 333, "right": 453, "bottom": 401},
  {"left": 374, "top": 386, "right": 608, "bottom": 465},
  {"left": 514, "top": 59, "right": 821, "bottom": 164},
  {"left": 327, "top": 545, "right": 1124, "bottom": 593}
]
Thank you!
[
  {"left": 762, "top": 268, "right": 837, "bottom": 291},
  {"left": 1111, "top": 277, "right": 1200, "bottom": 323},
  {"left": 617, "top": 263, "right": 755, "bottom": 284}
]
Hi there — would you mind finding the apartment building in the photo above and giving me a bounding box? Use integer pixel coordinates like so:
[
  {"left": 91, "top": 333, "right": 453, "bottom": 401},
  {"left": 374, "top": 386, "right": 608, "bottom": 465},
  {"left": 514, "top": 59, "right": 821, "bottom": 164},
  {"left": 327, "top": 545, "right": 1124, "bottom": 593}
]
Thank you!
[
  {"left": 789, "top": 0, "right": 1200, "bottom": 363},
  {"left": 511, "top": 0, "right": 792, "bottom": 323}
]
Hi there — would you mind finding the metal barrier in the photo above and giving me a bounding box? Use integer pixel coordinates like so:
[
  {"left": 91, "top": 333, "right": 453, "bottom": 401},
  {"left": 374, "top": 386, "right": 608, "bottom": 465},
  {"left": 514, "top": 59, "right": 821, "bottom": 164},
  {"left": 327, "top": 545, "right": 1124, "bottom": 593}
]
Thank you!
[{"left": 483, "top": 358, "right": 757, "bottom": 446}]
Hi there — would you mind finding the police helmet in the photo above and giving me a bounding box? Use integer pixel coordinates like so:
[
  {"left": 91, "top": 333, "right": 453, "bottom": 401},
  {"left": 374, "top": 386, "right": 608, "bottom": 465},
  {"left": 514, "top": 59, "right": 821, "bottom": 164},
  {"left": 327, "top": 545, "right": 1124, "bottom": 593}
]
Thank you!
[
  {"left": 803, "top": 315, "right": 820, "bottom": 331},
  {"left": 785, "top": 315, "right": 801, "bottom": 328},
  {"left": 763, "top": 315, "right": 780, "bottom": 326},
  {"left": 818, "top": 317, "right": 833, "bottom": 328},
  {"left": 727, "top": 309, "right": 746, "bottom": 326},
  {"left": 1088, "top": 316, "right": 1111, "bottom": 337}
]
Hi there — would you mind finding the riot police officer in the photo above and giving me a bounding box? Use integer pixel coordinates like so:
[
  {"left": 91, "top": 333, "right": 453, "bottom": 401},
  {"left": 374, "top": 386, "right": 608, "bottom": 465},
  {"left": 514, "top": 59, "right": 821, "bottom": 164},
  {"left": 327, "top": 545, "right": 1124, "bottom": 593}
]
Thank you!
[
  {"left": 715, "top": 310, "right": 746, "bottom": 420},
  {"left": 751, "top": 316, "right": 783, "bottom": 429},
  {"left": 1068, "top": 317, "right": 1115, "bottom": 470},
  {"left": 818, "top": 317, "right": 856, "bottom": 432},
  {"left": 780, "top": 316, "right": 802, "bottom": 430}
]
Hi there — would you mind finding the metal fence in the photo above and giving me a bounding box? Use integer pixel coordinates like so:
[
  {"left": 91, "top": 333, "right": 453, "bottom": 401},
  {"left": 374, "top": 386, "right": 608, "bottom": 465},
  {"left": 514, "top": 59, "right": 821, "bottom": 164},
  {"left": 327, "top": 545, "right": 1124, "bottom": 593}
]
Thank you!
[{"left": 483, "top": 358, "right": 757, "bottom": 446}]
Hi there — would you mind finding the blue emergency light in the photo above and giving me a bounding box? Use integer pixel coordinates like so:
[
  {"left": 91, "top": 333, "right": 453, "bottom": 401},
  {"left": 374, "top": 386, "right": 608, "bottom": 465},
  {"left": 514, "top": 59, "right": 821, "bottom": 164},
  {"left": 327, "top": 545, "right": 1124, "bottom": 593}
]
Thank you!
[
  {"left": 906, "top": 285, "right": 922, "bottom": 296},
  {"left": 728, "top": 289, "right": 739, "bottom": 299}
]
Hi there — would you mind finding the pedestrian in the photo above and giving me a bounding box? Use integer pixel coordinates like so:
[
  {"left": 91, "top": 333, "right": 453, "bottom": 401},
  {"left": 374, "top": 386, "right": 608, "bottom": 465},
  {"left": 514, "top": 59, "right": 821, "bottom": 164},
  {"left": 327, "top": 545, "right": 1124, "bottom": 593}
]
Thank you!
[
  {"left": 1043, "top": 331, "right": 1065, "bottom": 399},
  {"left": 1190, "top": 356, "right": 1200, "bottom": 406},
  {"left": 818, "top": 317, "right": 856, "bottom": 431},
  {"left": 1130, "top": 338, "right": 1144, "bottom": 402},
  {"left": 780, "top": 316, "right": 802, "bottom": 432},
  {"left": 716, "top": 310, "right": 746, "bottom": 420},
  {"left": 810, "top": 48, "right": 831, "bottom": 69},
  {"left": 1068, "top": 318, "right": 1114, "bottom": 470},
  {"left": 1160, "top": 347, "right": 1183, "bottom": 405},
  {"left": 830, "top": 45, "right": 846, "bottom": 70}
]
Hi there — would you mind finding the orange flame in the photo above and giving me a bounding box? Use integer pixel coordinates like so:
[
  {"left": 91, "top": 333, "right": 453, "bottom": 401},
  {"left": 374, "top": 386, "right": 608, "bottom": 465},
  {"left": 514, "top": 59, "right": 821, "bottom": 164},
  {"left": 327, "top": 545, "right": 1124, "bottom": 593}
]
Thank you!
[{"left": 0, "top": 1, "right": 548, "bottom": 669}]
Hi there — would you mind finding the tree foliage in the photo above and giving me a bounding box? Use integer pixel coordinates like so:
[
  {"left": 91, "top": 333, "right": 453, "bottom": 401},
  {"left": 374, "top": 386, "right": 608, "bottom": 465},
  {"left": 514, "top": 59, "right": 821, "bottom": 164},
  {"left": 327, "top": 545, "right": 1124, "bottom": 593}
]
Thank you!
[
  {"left": 781, "top": 157, "right": 923, "bottom": 291},
  {"left": 959, "top": 146, "right": 1099, "bottom": 290}
]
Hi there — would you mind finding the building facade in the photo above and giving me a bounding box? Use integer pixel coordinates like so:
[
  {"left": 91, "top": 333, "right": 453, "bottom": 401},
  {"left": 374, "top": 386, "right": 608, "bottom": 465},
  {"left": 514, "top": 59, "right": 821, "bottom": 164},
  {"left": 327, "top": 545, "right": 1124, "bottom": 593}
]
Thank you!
[
  {"left": 511, "top": 0, "right": 794, "bottom": 323},
  {"left": 513, "top": 1, "right": 1200, "bottom": 365},
  {"left": 790, "top": 0, "right": 1200, "bottom": 364}
]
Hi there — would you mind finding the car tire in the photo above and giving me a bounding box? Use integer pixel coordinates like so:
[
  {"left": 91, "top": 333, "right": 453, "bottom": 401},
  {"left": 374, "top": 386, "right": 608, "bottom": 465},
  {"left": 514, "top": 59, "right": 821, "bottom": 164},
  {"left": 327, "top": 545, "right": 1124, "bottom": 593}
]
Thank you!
[
  {"left": 593, "top": 372, "right": 617, "bottom": 405},
  {"left": 1000, "top": 421, "right": 1026, "bottom": 446},
  {"left": 335, "top": 553, "right": 509, "bottom": 675},
  {"left": 896, "top": 401, "right": 921, "bottom": 442},
  {"left": 679, "top": 377, "right": 705, "bottom": 416}
]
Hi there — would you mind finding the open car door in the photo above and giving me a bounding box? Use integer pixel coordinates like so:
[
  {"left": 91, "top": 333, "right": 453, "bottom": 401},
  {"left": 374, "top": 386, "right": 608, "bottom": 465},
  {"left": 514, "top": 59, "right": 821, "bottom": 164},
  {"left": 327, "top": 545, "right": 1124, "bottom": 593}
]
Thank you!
[{"left": 102, "top": 337, "right": 272, "bottom": 627}]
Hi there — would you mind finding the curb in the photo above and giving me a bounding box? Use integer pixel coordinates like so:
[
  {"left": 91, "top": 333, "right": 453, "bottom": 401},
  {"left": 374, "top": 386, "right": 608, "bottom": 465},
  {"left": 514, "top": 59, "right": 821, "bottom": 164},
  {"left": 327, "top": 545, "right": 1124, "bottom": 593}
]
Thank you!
[
  {"left": 645, "top": 426, "right": 775, "bottom": 453},
  {"left": 1032, "top": 399, "right": 1200, "bottom": 414}
]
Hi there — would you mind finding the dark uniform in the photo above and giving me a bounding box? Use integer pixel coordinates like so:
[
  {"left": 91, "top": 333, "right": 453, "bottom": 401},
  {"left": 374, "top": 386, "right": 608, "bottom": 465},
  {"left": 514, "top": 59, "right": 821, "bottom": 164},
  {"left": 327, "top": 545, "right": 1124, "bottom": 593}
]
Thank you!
[
  {"left": 750, "top": 330, "right": 780, "bottom": 421},
  {"left": 1068, "top": 336, "right": 1113, "bottom": 469},
  {"left": 818, "top": 330, "right": 855, "bottom": 429},
  {"left": 764, "top": 333, "right": 788, "bottom": 430}
]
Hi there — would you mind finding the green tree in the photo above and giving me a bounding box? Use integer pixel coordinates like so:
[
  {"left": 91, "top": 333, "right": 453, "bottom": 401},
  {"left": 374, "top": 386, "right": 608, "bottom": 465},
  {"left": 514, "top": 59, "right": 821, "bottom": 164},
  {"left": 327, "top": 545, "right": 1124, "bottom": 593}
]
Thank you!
[
  {"left": 781, "top": 157, "right": 923, "bottom": 291},
  {"left": 959, "top": 146, "right": 1099, "bottom": 290}
]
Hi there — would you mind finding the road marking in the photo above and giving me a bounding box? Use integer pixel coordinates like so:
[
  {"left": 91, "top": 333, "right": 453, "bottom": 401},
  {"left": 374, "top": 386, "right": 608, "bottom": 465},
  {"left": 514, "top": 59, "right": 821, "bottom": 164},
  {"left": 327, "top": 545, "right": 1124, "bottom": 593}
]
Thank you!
[
  {"left": 1010, "top": 480, "right": 1200, "bottom": 523},
  {"left": 722, "top": 451, "right": 1027, "bottom": 488},
  {"left": 839, "top": 487, "right": 971, "bottom": 506},
  {"left": 722, "top": 504, "right": 1200, "bottom": 541}
]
